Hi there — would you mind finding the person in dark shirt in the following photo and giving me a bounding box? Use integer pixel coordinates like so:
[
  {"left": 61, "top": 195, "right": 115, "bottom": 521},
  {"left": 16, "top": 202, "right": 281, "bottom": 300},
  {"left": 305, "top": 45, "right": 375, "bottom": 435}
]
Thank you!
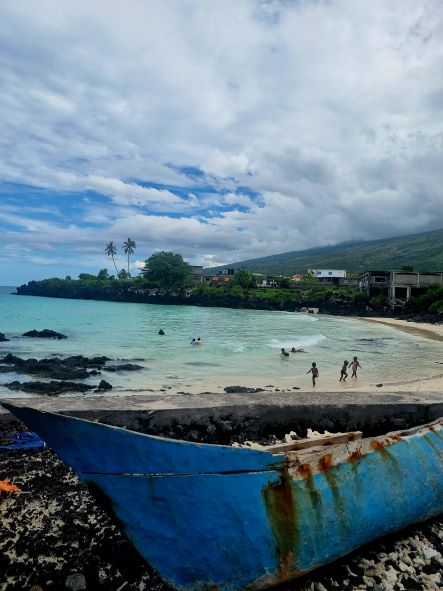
[{"left": 340, "top": 360, "right": 349, "bottom": 382}]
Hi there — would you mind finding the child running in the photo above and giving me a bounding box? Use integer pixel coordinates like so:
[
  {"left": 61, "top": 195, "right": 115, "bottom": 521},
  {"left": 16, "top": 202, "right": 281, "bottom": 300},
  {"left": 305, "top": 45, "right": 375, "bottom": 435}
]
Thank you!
[
  {"left": 340, "top": 360, "right": 349, "bottom": 382},
  {"left": 307, "top": 362, "right": 319, "bottom": 386},
  {"left": 349, "top": 356, "right": 362, "bottom": 378}
]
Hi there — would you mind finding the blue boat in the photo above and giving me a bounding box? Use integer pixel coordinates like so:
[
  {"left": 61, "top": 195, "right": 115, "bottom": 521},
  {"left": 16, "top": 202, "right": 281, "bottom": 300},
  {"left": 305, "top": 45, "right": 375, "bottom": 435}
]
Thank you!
[{"left": 3, "top": 402, "right": 443, "bottom": 591}]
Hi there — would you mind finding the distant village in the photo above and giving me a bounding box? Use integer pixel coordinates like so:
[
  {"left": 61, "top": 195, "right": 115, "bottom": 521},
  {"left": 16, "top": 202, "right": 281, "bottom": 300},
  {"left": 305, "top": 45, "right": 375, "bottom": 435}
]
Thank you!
[{"left": 191, "top": 266, "right": 443, "bottom": 308}]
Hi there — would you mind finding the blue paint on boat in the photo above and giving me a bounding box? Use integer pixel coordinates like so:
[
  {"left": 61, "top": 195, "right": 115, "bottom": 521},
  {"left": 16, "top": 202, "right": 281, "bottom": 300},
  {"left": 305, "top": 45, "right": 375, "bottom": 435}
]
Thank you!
[{"left": 3, "top": 403, "right": 443, "bottom": 591}]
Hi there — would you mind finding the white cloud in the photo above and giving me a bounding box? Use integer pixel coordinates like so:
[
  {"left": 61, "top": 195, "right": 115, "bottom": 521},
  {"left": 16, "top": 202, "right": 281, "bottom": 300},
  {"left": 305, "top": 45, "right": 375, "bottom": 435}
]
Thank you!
[{"left": 1, "top": 0, "right": 443, "bottom": 283}]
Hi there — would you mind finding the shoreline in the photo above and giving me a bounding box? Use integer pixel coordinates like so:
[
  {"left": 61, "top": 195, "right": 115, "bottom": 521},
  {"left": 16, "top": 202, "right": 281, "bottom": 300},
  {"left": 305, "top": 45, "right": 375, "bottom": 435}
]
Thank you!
[
  {"left": 1, "top": 314, "right": 443, "bottom": 402},
  {"left": 359, "top": 316, "right": 443, "bottom": 342}
]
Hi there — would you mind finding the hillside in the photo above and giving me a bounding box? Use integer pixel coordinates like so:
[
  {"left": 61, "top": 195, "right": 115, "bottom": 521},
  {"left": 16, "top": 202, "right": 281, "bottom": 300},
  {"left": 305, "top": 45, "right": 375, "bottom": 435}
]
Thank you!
[{"left": 205, "top": 228, "right": 443, "bottom": 275}]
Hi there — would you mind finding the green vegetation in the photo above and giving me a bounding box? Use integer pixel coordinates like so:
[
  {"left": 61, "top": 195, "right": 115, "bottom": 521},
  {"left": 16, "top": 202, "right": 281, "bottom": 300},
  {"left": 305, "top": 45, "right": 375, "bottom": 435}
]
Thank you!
[
  {"left": 123, "top": 238, "right": 136, "bottom": 275},
  {"left": 405, "top": 287, "right": 443, "bottom": 315},
  {"left": 105, "top": 241, "right": 119, "bottom": 275},
  {"left": 105, "top": 238, "right": 136, "bottom": 277},
  {"left": 140, "top": 251, "right": 192, "bottom": 289},
  {"left": 206, "top": 228, "right": 443, "bottom": 275},
  {"left": 229, "top": 267, "right": 256, "bottom": 289}
]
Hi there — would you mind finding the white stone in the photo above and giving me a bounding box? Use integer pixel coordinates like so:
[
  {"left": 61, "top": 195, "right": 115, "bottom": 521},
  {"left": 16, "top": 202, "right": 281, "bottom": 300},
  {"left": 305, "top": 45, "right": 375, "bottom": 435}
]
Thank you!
[
  {"left": 382, "top": 566, "right": 398, "bottom": 585},
  {"left": 422, "top": 546, "right": 439, "bottom": 561}
]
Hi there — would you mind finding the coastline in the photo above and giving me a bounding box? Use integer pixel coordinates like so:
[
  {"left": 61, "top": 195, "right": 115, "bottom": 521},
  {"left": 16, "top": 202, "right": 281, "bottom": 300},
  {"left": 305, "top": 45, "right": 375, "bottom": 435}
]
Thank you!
[
  {"left": 360, "top": 316, "right": 443, "bottom": 342},
  {"left": 114, "top": 315, "right": 443, "bottom": 394}
]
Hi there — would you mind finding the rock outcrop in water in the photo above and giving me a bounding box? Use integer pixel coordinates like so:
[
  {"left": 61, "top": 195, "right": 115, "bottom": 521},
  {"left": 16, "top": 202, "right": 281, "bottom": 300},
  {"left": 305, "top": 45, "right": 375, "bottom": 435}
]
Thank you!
[
  {"left": 0, "top": 353, "right": 144, "bottom": 395},
  {"left": 0, "top": 353, "right": 111, "bottom": 380},
  {"left": 22, "top": 329, "right": 68, "bottom": 339},
  {"left": 0, "top": 332, "right": 9, "bottom": 342}
]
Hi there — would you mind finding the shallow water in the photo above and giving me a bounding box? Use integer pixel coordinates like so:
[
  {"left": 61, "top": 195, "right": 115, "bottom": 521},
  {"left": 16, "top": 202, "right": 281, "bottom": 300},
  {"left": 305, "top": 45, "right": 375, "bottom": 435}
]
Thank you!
[{"left": 0, "top": 287, "right": 442, "bottom": 396}]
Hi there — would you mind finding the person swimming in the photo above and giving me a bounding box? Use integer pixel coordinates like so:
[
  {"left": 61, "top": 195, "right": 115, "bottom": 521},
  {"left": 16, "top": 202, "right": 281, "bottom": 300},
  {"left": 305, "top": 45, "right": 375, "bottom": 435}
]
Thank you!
[
  {"left": 158, "top": 329, "right": 165, "bottom": 336},
  {"left": 291, "top": 347, "right": 306, "bottom": 353},
  {"left": 281, "top": 348, "right": 289, "bottom": 357},
  {"left": 190, "top": 338, "right": 197, "bottom": 347},
  {"left": 197, "top": 337, "right": 203, "bottom": 346}
]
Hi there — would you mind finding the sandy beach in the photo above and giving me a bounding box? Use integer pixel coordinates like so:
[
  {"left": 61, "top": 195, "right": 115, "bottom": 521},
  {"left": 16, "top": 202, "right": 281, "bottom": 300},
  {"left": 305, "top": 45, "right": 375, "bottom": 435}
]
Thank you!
[{"left": 361, "top": 317, "right": 443, "bottom": 341}]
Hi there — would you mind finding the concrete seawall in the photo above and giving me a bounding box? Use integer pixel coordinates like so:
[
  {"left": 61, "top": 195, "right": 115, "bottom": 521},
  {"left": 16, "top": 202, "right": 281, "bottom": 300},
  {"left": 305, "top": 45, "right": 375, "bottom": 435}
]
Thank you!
[{"left": 2, "top": 390, "right": 443, "bottom": 443}]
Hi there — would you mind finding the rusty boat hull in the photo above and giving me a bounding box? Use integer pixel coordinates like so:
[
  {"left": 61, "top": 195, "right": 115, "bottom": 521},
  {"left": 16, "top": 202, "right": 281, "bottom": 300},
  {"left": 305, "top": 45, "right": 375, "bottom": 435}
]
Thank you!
[{"left": 3, "top": 402, "right": 443, "bottom": 591}]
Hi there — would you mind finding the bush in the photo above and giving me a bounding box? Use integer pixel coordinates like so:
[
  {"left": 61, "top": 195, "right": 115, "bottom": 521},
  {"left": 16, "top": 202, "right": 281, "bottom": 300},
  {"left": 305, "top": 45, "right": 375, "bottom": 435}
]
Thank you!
[
  {"left": 369, "top": 294, "right": 387, "bottom": 309},
  {"left": 352, "top": 291, "right": 368, "bottom": 302},
  {"left": 428, "top": 300, "right": 443, "bottom": 314},
  {"left": 229, "top": 285, "right": 244, "bottom": 297}
]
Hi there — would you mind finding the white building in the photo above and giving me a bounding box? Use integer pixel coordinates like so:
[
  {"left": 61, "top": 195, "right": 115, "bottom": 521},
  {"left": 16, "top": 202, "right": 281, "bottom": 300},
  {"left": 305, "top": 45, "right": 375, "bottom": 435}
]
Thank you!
[{"left": 308, "top": 269, "right": 347, "bottom": 286}]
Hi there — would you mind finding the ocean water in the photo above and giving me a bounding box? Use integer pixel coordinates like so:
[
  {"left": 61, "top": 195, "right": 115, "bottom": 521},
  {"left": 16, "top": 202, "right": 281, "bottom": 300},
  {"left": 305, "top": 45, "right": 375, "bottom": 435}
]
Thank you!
[{"left": 0, "top": 286, "right": 442, "bottom": 397}]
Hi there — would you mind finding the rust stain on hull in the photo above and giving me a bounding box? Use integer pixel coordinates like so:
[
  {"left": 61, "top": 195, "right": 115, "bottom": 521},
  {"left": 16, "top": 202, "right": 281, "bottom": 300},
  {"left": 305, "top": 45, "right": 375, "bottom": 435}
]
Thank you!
[
  {"left": 347, "top": 447, "right": 364, "bottom": 462},
  {"left": 318, "top": 454, "right": 333, "bottom": 472},
  {"left": 262, "top": 469, "right": 299, "bottom": 583}
]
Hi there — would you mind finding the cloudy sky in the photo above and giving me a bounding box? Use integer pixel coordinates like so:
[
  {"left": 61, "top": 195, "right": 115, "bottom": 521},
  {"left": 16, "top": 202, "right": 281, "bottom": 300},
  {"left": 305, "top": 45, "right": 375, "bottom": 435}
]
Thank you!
[{"left": 1, "top": 0, "right": 442, "bottom": 284}]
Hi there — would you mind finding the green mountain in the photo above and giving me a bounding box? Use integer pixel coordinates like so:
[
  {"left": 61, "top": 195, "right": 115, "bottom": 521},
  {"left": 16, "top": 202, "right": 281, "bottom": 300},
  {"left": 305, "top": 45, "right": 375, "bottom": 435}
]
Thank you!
[{"left": 205, "top": 228, "right": 443, "bottom": 276}]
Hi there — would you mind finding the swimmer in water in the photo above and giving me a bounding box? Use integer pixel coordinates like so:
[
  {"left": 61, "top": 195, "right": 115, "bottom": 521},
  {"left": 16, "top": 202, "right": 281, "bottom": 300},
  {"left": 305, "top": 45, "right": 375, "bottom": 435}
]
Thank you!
[
  {"left": 291, "top": 347, "right": 306, "bottom": 353},
  {"left": 281, "top": 348, "right": 289, "bottom": 357},
  {"left": 190, "top": 338, "right": 197, "bottom": 347},
  {"left": 197, "top": 337, "right": 203, "bottom": 346}
]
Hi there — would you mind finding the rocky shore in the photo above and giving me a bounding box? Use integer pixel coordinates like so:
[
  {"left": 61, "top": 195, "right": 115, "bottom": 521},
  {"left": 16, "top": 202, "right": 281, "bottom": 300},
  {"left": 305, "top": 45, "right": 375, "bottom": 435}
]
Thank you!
[
  {"left": 0, "top": 351, "right": 145, "bottom": 396},
  {"left": 1, "top": 419, "right": 443, "bottom": 591}
]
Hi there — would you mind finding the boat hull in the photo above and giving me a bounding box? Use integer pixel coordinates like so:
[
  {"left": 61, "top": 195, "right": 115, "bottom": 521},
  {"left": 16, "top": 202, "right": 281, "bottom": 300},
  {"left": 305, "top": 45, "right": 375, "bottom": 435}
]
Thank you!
[{"left": 3, "top": 403, "right": 443, "bottom": 591}]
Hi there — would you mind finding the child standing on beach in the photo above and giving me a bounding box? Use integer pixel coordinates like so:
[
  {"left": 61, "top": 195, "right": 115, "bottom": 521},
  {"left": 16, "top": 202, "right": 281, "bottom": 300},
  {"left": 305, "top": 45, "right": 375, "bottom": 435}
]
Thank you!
[
  {"left": 307, "top": 362, "right": 319, "bottom": 386},
  {"left": 340, "top": 360, "right": 349, "bottom": 382},
  {"left": 349, "top": 356, "right": 362, "bottom": 378}
]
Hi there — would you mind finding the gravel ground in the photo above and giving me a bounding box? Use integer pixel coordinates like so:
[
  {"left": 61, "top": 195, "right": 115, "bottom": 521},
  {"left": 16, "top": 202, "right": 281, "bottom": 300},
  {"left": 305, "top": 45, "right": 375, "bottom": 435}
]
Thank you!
[{"left": 1, "top": 421, "right": 443, "bottom": 591}]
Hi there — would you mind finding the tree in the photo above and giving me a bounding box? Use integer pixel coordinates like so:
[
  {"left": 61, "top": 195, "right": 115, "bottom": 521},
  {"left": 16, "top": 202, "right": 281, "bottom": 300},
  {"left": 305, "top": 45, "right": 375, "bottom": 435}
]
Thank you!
[
  {"left": 118, "top": 269, "right": 130, "bottom": 280},
  {"left": 97, "top": 268, "right": 109, "bottom": 280},
  {"left": 230, "top": 267, "right": 256, "bottom": 289},
  {"left": 141, "top": 251, "right": 192, "bottom": 289},
  {"left": 400, "top": 265, "right": 414, "bottom": 272},
  {"left": 123, "top": 238, "right": 136, "bottom": 276},
  {"left": 79, "top": 273, "right": 97, "bottom": 280},
  {"left": 279, "top": 277, "right": 291, "bottom": 289},
  {"left": 105, "top": 241, "right": 119, "bottom": 275}
]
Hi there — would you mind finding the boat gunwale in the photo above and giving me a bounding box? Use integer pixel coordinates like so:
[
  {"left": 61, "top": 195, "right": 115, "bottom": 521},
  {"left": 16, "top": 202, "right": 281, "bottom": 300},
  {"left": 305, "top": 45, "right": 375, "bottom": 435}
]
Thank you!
[{"left": 2, "top": 402, "right": 442, "bottom": 456}]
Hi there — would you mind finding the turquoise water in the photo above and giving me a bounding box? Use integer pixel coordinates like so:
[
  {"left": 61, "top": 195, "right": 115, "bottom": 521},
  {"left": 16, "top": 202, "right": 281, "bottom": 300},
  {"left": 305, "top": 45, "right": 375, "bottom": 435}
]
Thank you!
[{"left": 0, "top": 287, "right": 442, "bottom": 397}]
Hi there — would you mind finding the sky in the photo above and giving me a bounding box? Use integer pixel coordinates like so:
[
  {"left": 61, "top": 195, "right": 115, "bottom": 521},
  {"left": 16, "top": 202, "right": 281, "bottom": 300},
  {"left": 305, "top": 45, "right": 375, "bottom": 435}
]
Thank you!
[{"left": 1, "top": 0, "right": 443, "bottom": 285}]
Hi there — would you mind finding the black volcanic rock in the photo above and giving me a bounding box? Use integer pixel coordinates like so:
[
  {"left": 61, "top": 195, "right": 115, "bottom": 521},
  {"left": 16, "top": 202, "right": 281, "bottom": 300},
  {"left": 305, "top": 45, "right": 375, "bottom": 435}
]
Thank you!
[
  {"left": 22, "top": 329, "right": 67, "bottom": 339},
  {"left": 224, "top": 386, "right": 265, "bottom": 393},
  {"left": 3, "top": 380, "right": 94, "bottom": 395},
  {"left": 0, "top": 333, "right": 9, "bottom": 342},
  {"left": 94, "top": 380, "right": 112, "bottom": 392},
  {"left": 105, "top": 363, "right": 143, "bottom": 372},
  {"left": 0, "top": 354, "right": 112, "bottom": 380}
]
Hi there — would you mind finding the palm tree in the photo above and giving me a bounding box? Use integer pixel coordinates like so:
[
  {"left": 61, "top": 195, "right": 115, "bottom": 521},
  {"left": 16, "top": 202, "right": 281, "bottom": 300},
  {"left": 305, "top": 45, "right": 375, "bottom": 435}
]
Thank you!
[
  {"left": 105, "top": 241, "right": 119, "bottom": 276},
  {"left": 123, "top": 238, "right": 136, "bottom": 276}
]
